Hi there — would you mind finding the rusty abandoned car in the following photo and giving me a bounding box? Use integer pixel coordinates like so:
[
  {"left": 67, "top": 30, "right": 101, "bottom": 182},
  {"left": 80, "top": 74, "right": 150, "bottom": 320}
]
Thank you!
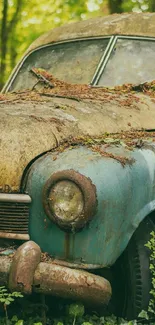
[{"left": 1, "top": 12, "right": 155, "bottom": 319}]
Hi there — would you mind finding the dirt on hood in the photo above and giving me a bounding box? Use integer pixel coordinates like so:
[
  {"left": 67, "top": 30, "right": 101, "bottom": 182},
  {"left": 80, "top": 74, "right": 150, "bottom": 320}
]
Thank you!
[
  {"left": 1, "top": 70, "right": 155, "bottom": 191},
  {"left": 1, "top": 68, "right": 155, "bottom": 105}
]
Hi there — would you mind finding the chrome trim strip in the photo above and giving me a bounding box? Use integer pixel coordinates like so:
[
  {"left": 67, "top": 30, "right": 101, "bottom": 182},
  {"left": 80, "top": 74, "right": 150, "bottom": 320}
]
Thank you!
[
  {"left": 0, "top": 193, "right": 31, "bottom": 203},
  {"left": 92, "top": 35, "right": 155, "bottom": 86},
  {"left": 0, "top": 232, "right": 30, "bottom": 240},
  {"left": 90, "top": 35, "right": 115, "bottom": 85},
  {"left": 92, "top": 36, "right": 117, "bottom": 86}
]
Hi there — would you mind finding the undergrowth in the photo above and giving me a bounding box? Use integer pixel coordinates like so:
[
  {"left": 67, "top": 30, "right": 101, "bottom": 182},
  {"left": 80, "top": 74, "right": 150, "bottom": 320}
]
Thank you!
[
  {"left": 145, "top": 230, "right": 155, "bottom": 316},
  {"left": 0, "top": 231, "right": 154, "bottom": 325}
]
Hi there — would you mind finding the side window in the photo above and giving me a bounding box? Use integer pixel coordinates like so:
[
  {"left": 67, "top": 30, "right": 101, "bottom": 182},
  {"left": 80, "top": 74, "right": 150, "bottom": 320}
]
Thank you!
[{"left": 98, "top": 38, "right": 155, "bottom": 87}]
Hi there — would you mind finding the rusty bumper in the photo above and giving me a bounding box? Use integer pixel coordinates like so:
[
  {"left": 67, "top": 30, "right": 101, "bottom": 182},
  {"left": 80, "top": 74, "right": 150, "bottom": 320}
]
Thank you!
[{"left": 0, "top": 241, "right": 111, "bottom": 306}]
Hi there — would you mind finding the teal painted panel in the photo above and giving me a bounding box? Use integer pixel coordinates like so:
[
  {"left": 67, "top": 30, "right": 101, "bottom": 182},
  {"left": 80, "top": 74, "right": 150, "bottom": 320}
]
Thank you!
[{"left": 25, "top": 144, "right": 155, "bottom": 267}]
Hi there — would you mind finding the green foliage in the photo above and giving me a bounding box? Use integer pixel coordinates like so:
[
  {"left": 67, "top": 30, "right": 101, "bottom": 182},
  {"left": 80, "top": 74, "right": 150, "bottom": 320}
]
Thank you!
[
  {"left": 68, "top": 303, "right": 85, "bottom": 319},
  {"left": 0, "top": 286, "right": 23, "bottom": 306},
  {"left": 0, "top": 286, "right": 23, "bottom": 325},
  {"left": 0, "top": 231, "right": 154, "bottom": 325},
  {"left": 0, "top": 316, "right": 42, "bottom": 325},
  {"left": 145, "top": 230, "right": 155, "bottom": 315}
]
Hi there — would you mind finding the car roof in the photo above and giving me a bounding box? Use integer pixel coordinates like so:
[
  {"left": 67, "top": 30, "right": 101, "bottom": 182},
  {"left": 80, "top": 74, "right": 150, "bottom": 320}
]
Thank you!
[
  {"left": 3, "top": 12, "right": 155, "bottom": 94},
  {"left": 27, "top": 12, "right": 155, "bottom": 53}
]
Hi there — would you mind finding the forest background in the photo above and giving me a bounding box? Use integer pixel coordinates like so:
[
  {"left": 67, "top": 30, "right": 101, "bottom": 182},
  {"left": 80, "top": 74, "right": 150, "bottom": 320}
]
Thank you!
[{"left": 0, "top": 0, "right": 155, "bottom": 89}]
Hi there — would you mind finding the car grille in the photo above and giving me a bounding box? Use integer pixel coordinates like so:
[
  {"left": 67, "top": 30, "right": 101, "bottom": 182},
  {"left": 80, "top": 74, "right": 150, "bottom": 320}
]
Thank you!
[
  {"left": 0, "top": 194, "right": 31, "bottom": 240},
  {"left": 0, "top": 201, "right": 29, "bottom": 233}
]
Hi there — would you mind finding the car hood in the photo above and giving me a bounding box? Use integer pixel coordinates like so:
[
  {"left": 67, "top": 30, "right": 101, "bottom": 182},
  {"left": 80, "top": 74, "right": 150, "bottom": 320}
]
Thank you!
[{"left": 1, "top": 92, "right": 155, "bottom": 191}]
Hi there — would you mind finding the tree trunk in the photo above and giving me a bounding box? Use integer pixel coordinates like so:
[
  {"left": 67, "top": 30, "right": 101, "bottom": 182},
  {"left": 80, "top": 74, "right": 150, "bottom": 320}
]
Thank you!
[
  {"left": 108, "top": 0, "right": 123, "bottom": 13},
  {"left": 10, "top": 35, "right": 18, "bottom": 71},
  {"left": 0, "top": 0, "right": 23, "bottom": 90},
  {"left": 0, "top": 0, "right": 8, "bottom": 89},
  {"left": 150, "top": 0, "right": 155, "bottom": 11}
]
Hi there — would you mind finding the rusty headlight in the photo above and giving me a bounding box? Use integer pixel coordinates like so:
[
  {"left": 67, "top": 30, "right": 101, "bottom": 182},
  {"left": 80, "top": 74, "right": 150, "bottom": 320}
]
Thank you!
[{"left": 43, "top": 170, "right": 97, "bottom": 232}]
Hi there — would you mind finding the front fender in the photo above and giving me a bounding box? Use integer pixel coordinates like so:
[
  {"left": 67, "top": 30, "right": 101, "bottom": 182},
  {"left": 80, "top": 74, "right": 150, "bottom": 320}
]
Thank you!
[{"left": 25, "top": 144, "right": 155, "bottom": 267}]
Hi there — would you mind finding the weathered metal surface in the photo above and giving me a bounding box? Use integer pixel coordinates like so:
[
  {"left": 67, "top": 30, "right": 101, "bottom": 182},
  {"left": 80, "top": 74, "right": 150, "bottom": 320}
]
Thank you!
[
  {"left": 0, "top": 232, "right": 29, "bottom": 240},
  {"left": 0, "top": 200, "right": 30, "bottom": 236},
  {"left": 1, "top": 95, "right": 155, "bottom": 190},
  {"left": 26, "top": 143, "right": 155, "bottom": 267},
  {"left": 0, "top": 256, "right": 11, "bottom": 285},
  {"left": 9, "top": 241, "right": 41, "bottom": 294},
  {"left": 45, "top": 257, "right": 105, "bottom": 269},
  {"left": 1, "top": 12, "right": 155, "bottom": 271},
  {"left": 14, "top": 13, "right": 155, "bottom": 54},
  {"left": 0, "top": 249, "right": 111, "bottom": 305},
  {"left": 0, "top": 193, "right": 31, "bottom": 203},
  {"left": 33, "top": 262, "right": 111, "bottom": 305},
  {"left": 43, "top": 170, "right": 97, "bottom": 231}
]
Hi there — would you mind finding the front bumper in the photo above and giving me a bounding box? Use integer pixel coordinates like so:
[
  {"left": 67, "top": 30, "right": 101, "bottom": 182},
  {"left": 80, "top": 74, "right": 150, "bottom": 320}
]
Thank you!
[{"left": 0, "top": 241, "right": 111, "bottom": 306}]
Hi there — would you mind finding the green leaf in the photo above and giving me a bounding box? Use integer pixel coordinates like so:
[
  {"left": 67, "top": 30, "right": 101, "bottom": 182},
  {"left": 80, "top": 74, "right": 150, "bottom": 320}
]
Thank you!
[
  {"left": 7, "top": 297, "right": 14, "bottom": 302},
  {"left": 0, "top": 289, "right": 7, "bottom": 293},
  {"left": 104, "top": 315, "right": 118, "bottom": 325},
  {"left": 11, "top": 292, "right": 23, "bottom": 298},
  {"left": 68, "top": 303, "right": 85, "bottom": 318},
  {"left": 11, "top": 315, "right": 18, "bottom": 322},
  {"left": 5, "top": 300, "right": 11, "bottom": 305},
  {"left": 15, "top": 320, "right": 24, "bottom": 325},
  {"left": 138, "top": 310, "right": 149, "bottom": 319}
]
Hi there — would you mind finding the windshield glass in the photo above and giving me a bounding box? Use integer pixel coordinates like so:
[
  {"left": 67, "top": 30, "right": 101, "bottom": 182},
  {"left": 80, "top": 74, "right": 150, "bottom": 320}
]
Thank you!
[
  {"left": 98, "top": 38, "right": 155, "bottom": 87},
  {"left": 9, "top": 39, "right": 109, "bottom": 92}
]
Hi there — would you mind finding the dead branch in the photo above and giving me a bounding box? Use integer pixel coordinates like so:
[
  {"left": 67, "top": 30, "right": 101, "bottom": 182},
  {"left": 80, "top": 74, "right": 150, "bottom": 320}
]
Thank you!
[{"left": 30, "top": 68, "right": 54, "bottom": 89}]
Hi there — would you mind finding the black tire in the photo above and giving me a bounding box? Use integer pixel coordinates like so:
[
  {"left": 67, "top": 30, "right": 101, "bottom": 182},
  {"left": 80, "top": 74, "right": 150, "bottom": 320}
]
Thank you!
[{"left": 111, "top": 217, "right": 155, "bottom": 320}]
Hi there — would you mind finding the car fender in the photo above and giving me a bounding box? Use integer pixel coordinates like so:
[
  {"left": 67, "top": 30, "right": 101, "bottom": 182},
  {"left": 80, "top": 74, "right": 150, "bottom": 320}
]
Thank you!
[{"left": 25, "top": 143, "right": 155, "bottom": 267}]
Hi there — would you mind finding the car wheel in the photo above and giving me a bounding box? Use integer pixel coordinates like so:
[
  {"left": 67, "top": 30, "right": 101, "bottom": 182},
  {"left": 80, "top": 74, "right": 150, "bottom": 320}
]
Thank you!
[{"left": 110, "top": 217, "right": 155, "bottom": 320}]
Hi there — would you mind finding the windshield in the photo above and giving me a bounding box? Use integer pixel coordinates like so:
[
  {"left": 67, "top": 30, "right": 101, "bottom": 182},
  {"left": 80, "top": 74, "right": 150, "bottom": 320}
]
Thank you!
[
  {"left": 9, "top": 39, "right": 109, "bottom": 92},
  {"left": 6, "top": 36, "right": 155, "bottom": 92},
  {"left": 98, "top": 38, "right": 155, "bottom": 87}
]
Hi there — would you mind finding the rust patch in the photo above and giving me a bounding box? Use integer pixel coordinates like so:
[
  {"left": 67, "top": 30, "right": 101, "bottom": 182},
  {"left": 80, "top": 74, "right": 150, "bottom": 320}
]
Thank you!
[
  {"left": 42, "top": 170, "right": 97, "bottom": 232},
  {"left": 33, "top": 262, "right": 111, "bottom": 306},
  {"left": 40, "top": 252, "right": 105, "bottom": 269},
  {"left": 91, "top": 145, "right": 134, "bottom": 166},
  {"left": 9, "top": 241, "right": 41, "bottom": 294},
  {"left": 0, "top": 254, "right": 112, "bottom": 305}
]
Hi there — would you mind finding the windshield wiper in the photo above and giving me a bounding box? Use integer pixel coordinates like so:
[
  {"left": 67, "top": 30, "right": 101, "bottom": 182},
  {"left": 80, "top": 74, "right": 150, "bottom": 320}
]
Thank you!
[{"left": 30, "top": 68, "right": 54, "bottom": 90}]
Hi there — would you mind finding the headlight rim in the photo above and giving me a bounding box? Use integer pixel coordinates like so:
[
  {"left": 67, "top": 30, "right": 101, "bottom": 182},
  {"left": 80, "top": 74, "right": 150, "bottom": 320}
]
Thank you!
[{"left": 42, "top": 169, "right": 97, "bottom": 232}]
